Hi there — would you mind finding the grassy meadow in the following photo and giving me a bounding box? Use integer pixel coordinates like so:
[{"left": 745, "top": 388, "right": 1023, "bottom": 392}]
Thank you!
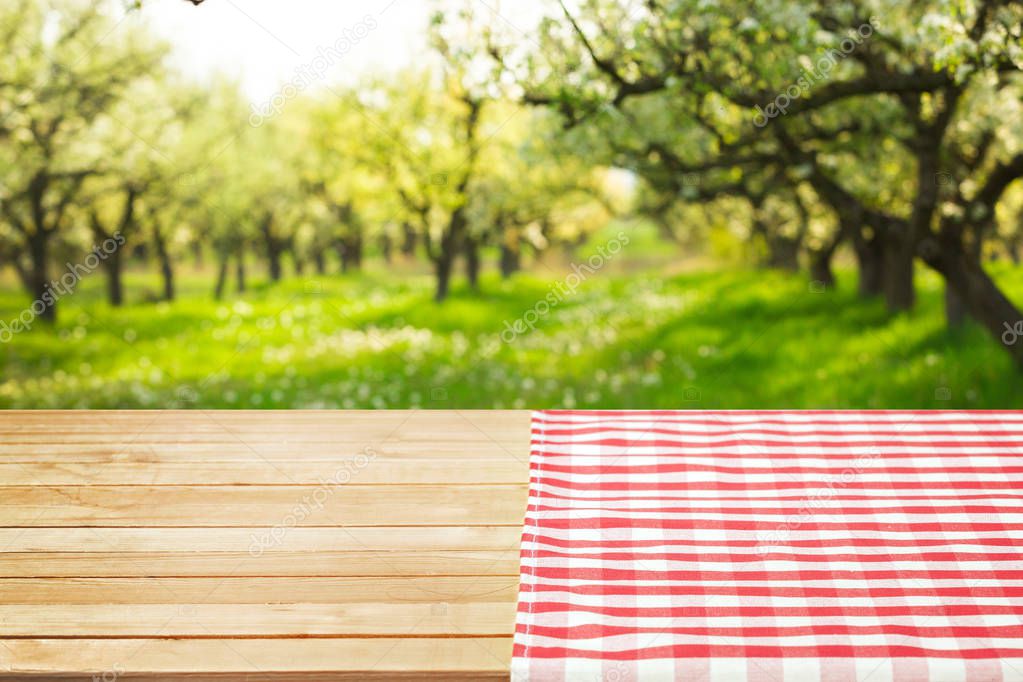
[{"left": 1, "top": 234, "right": 1020, "bottom": 409}]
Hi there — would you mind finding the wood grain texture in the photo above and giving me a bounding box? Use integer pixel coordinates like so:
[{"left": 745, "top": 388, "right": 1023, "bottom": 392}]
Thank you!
[
  {"left": 0, "top": 638, "right": 513, "bottom": 679},
  {"left": 0, "top": 603, "right": 517, "bottom": 636},
  {"left": 0, "top": 551, "right": 521, "bottom": 578},
  {"left": 0, "top": 526, "right": 522, "bottom": 552},
  {"left": 0, "top": 484, "right": 527, "bottom": 526},
  {"left": 0, "top": 410, "right": 531, "bottom": 680},
  {"left": 0, "top": 577, "right": 521, "bottom": 604},
  {"left": 0, "top": 458, "right": 527, "bottom": 484}
]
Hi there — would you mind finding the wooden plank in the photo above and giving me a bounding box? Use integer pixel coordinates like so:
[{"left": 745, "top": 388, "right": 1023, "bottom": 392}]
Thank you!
[
  {"left": 0, "top": 527, "right": 523, "bottom": 577},
  {"left": 0, "top": 551, "right": 520, "bottom": 577},
  {"left": 0, "top": 458, "right": 528, "bottom": 485},
  {"left": 0, "top": 638, "right": 513, "bottom": 679},
  {"left": 0, "top": 433, "right": 527, "bottom": 451},
  {"left": 0, "top": 485, "right": 528, "bottom": 526},
  {"left": 0, "top": 526, "right": 522, "bottom": 553},
  {"left": 0, "top": 443, "right": 526, "bottom": 461},
  {"left": 0, "top": 603, "right": 516, "bottom": 637},
  {"left": 0, "top": 410, "right": 531, "bottom": 441},
  {"left": 0, "top": 577, "right": 520, "bottom": 604}
]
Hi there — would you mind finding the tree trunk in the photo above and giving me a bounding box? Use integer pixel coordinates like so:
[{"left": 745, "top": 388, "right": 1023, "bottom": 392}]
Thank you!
[
  {"left": 883, "top": 237, "right": 915, "bottom": 313},
  {"left": 260, "top": 214, "right": 282, "bottom": 282},
  {"left": 214, "top": 256, "right": 228, "bottom": 300},
  {"left": 464, "top": 237, "right": 480, "bottom": 290},
  {"left": 434, "top": 205, "right": 468, "bottom": 302},
  {"left": 152, "top": 226, "right": 175, "bottom": 302},
  {"left": 750, "top": 208, "right": 799, "bottom": 271},
  {"left": 337, "top": 235, "right": 363, "bottom": 272},
  {"left": 27, "top": 230, "right": 56, "bottom": 323},
  {"left": 314, "top": 250, "right": 325, "bottom": 275},
  {"left": 105, "top": 250, "right": 124, "bottom": 307},
  {"left": 808, "top": 225, "right": 845, "bottom": 291},
  {"left": 350, "top": 234, "right": 363, "bottom": 269},
  {"left": 766, "top": 236, "right": 800, "bottom": 272},
  {"left": 335, "top": 242, "right": 348, "bottom": 273},
  {"left": 93, "top": 187, "right": 136, "bottom": 308},
  {"left": 236, "top": 252, "right": 246, "bottom": 293},
  {"left": 802, "top": 165, "right": 886, "bottom": 298},
  {"left": 750, "top": 215, "right": 770, "bottom": 268},
  {"left": 160, "top": 256, "right": 174, "bottom": 302},
  {"left": 946, "top": 233, "right": 982, "bottom": 329},
  {"left": 926, "top": 243, "right": 1023, "bottom": 368},
  {"left": 500, "top": 242, "right": 520, "bottom": 279},
  {"left": 401, "top": 223, "right": 417, "bottom": 258},
  {"left": 431, "top": 96, "right": 480, "bottom": 303},
  {"left": 267, "top": 248, "right": 282, "bottom": 282},
  {"left": 293, "top": 253, "right": 304, "bottom": 276},
  {"left": 945, "top": 287, "right": 968, "bottom": 329},
  {"left": 889, "top": 127, "right": 944, "bottom": 314},
  {"left": 809, "top": 253, "right": 836, "bottom": 290},
  {"left": 851, "top": 229, "right": 884, "bottom": 298},
  {"left": 379, "top": 234, "right": 392, "bottom": 265},
  {"left": 434, "top": 255, "right": 453, "bottom": 303}
]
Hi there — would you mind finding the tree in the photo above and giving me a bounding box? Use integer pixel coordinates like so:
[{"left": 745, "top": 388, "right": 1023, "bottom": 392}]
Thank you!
[
  {"left": 81, "top": 76, "right": 197, "bottom": 305},
  {"left": 0, "top": 0, "right": 166, "bottom": 320},
  {"left": 167, "top": 79, "right": 261, "bottom": 299},
  {"left": 241, "top": 120, "right": 305, "bottom": 283},
  {"left": 467, "top": 105, "right": 618, "bottom": 279},
  {"left": 299, "top": 93, "right": 390, "bottom": 276},
  {"left": 484, "top": 0, "right": 1023, "bottom": 366},
  {"left": 358, "top": 69, "right": 484, "bottom": 301}
]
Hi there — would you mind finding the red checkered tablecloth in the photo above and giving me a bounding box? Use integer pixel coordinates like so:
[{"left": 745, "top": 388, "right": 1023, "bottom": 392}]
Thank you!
[{"left": 512, "top": 410, "right": 1023, "bottom": 682}]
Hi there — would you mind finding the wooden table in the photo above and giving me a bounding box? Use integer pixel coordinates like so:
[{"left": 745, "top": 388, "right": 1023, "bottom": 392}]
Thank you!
[{"left": 0, "top": 411, "right": 532, "bottom": 680}]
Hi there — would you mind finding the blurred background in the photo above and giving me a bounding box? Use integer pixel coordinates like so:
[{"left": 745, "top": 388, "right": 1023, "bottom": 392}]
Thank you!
[{"left": 0, "top": 0, "right": 1021, "bottom": 409}]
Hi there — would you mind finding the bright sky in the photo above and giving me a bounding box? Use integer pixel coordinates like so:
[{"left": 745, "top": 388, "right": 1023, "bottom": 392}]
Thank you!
[{"left": 135, "top": 0, "right": 549, "bottom": 103}]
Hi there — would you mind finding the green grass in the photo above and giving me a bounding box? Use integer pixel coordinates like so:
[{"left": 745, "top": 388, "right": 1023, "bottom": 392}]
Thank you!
[{"left": 0, "top": 258, "right": 1020, "bottom": 408}]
